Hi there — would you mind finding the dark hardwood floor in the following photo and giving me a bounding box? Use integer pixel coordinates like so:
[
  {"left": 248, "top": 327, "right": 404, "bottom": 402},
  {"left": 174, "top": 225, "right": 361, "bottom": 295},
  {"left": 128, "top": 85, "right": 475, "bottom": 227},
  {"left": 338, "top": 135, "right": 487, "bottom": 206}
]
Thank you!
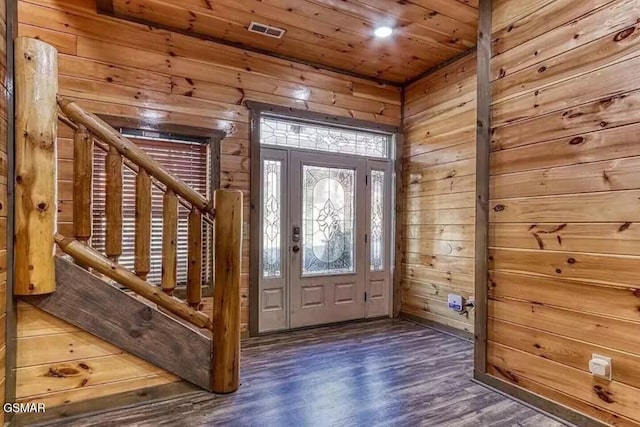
[{"left": 41, "top": 319, "right": 565, "bottom": 427}]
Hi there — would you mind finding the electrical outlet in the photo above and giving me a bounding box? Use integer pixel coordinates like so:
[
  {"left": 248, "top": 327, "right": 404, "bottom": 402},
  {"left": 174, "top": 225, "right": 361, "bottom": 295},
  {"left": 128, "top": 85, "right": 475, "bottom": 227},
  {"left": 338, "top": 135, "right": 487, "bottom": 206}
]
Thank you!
[
  {"left": 448, "top": 294, "right": 464, "bottom": 312},
  {"left": 589, "top": 354, "right": 612, "bottom": 380}
]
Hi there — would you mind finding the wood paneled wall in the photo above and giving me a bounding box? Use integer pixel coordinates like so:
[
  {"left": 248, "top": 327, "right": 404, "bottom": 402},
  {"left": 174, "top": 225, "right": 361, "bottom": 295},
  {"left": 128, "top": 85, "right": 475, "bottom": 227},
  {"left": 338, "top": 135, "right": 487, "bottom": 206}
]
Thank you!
[
  {"left": 0, "top": 0, "right": 8, "bottom": 422},
  {"left": 400, "top": 52, "right": 477, "bottom": 334},
  {"left": 488, "top": 0, "right": 640, "bottom": 425},
  {"left": 16, "top": 0, "right": 400, "bottom": 408}
]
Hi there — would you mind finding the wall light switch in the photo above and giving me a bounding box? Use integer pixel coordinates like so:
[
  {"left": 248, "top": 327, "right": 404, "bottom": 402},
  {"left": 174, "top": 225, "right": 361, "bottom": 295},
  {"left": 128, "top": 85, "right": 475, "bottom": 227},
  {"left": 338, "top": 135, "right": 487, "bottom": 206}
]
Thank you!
[{"left": 589, "top": 354, "right": 612, "bottom": 381}]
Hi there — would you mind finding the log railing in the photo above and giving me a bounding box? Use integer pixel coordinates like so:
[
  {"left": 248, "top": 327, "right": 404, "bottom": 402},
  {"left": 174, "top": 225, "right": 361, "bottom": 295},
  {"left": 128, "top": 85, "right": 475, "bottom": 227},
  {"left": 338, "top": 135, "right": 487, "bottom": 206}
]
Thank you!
[{"left": 14, "top": 37, "right": 242, "bottom": 393}]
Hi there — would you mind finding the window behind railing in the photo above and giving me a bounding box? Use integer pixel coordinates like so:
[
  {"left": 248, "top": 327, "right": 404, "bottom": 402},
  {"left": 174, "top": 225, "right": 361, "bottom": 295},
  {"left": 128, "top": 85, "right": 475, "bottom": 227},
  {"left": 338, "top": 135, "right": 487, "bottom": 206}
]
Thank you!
[{"left": 92, "top": 136, "right": 211, "bottom": 285}]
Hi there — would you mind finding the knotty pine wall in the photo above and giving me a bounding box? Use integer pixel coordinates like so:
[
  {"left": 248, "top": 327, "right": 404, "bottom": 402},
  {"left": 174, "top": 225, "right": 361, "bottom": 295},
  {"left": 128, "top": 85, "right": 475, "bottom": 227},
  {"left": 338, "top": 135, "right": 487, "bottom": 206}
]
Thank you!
[
  {"left": 0, "top": 0, "right": 8, "bottom": 422},
  {"left": 488, "top": 0, "right": 640, "bottom": 425},
  {"left": 16, "top": 0, "right": 400, "bottom": 409},
  {"left": 400, "top": 52, "right": 477, "bottom": 334}
]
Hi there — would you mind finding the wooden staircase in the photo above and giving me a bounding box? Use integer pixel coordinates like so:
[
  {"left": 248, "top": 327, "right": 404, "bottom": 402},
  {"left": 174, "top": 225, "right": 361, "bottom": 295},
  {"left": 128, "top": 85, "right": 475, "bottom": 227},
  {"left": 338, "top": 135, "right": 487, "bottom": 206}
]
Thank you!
[{"left": 13, "top": 38, "right": 242, "bottom": 394}]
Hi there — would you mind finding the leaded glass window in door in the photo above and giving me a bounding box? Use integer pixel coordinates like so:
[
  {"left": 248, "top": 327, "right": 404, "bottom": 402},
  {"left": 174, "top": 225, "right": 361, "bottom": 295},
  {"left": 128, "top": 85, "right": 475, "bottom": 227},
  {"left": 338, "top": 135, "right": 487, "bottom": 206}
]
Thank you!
[
  {"left": 263, "top": 159, "right": 283, "bottom": 278},
  {"left": 370, "top": 170, "right": 385, "bottom": 271},
  {"left": 302, "top": 165, "right": 355, "bottom": 276}
]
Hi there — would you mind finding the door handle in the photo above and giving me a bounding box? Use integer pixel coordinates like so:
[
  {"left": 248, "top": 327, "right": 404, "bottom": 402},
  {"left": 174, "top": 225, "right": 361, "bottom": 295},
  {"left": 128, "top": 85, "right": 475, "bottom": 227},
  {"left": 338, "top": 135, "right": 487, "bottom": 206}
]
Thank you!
[{"left": 292, "top": 245, "right": 300, "bottom": 253}]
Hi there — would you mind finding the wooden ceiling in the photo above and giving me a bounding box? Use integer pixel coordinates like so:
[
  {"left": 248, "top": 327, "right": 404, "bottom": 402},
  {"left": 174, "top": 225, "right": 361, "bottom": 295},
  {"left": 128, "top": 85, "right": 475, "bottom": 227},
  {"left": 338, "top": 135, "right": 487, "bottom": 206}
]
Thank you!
[{"left": 100, "top": 0, "right": 478, "bottom": 84}]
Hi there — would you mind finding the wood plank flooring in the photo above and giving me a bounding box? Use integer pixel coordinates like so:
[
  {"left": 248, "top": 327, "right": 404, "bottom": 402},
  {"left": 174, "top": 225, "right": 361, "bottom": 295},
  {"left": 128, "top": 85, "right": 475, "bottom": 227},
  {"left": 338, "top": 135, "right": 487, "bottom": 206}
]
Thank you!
[{"left": 39, "top": 320, "right": 565, "bottom": 427}]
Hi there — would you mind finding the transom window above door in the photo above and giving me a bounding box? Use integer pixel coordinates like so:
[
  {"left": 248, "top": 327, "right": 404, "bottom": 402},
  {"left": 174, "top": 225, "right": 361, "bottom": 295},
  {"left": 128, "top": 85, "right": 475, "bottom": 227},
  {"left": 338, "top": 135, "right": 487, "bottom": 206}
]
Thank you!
[{"left": 260, "top": 115, "right": 391, "bottom": 159}]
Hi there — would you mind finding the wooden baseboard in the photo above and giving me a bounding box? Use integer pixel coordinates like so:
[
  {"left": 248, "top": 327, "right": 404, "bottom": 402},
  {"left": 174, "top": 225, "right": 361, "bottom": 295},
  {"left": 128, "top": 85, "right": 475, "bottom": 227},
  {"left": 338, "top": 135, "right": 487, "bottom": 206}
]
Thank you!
[
  {"left": 473, "top": 371, "right": 607, "bottom": 427},
  {"left": 399, "top": 312, "right": 473, "bottom": 342},
  {"left": 12, "top": 381, "right": 201, "bottom": 426}
]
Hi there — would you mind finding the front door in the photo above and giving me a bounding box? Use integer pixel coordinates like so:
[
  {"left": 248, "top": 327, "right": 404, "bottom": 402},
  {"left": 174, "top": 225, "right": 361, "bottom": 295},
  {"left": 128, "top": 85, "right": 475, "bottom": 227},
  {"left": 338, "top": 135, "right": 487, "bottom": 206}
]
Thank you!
[
  {"left": 257, "top": 115, "right": 393, "bottom": 333},
  {"left": 289, "top": 151, "right": 367, "bottom": 328}
]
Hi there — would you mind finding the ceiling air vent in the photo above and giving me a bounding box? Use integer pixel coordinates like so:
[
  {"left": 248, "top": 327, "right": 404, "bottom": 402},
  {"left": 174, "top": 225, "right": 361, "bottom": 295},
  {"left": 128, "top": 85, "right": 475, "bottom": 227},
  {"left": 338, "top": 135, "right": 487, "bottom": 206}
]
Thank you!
[{"left": 248, "top": 22, "right": 286, "bottom": 39}]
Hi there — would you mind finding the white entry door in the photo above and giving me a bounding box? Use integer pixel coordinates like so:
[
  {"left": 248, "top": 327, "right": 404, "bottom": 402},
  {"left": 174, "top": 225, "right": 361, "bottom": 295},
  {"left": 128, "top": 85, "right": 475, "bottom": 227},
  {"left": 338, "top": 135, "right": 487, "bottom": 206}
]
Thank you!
[
  {"left": 258, "top": 126, "right": 393, "bottom": 333},
  {"left": 259, "top": 148, "right": 393, "bottom": 333},
  {"left": 289, "top": 151, "right": 367, "bottom": 328}
]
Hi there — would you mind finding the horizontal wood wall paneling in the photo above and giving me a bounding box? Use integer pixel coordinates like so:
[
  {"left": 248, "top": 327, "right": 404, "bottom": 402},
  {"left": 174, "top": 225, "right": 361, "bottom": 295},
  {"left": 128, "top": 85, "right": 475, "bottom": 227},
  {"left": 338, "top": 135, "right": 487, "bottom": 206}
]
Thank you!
[
  {"left": 490, "top": 222, "right": 640, "bottom": 255},
  {"left": 16, "top": 353, "right": 169, "bottom": 399},
  {"left": 405, "top": 174, "right": 476, "bottom": 198},
  {"left": 493, "top": 53, "right": 640, "bottom": 127},
  {"left": 492, "top": 0, "right": 617, "bottom": 57},
  {"left": 488, "top": 0, "right": 640, "bottom": 424},
  {"left": 488, "top": 342, "right": 640, "bottom": 424},
  {"left": 492, "top": 19, "right": 640, "bottom": 104},
  {"left": 492, "top": 87, "right": 640, "bottom": 151},
  {"left": 489, "top": 270, "right": 640, "bottom": 322},
  {"left": 484, "top": 368, "right": 636, "bottom": 427},
  {"left": 489, "top": 319, "right": 640, "bottom": 390},
  {"left": 405, "top": 158, "right": 476, "bottom": 187},
  {"left": 489, "top": 297, "right": 640, "bottom": 356},
  {"left": 400, "top": 51, "right": 477, "bottom": 334},
  {"left": 489, "top": 246, "right": 640, "bottom": 287},
  {"left": 491, "top": 0, "right": 555, "bottom": 32},
  {"left": 404, "top": 224, "right": 475, "bottom": 242},
  {"left": 491, "top": 155, "right": 640, "bottom": 198},
  {"left": 490, "top": 189, "right": 640, "bottom": 223},
  {"left": 491, "top": 122, "right": 640, "bottom": 175},
  {"left": 491, "top": 0, "right": 638, "bottom": 80}
]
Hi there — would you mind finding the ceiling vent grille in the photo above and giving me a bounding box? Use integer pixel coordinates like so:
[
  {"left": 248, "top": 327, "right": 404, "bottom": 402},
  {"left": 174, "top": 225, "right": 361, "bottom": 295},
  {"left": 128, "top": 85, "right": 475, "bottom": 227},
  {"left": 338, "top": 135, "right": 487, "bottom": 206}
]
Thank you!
[{"left": 248, "top": 22, "right": 286, "bottom": 39}]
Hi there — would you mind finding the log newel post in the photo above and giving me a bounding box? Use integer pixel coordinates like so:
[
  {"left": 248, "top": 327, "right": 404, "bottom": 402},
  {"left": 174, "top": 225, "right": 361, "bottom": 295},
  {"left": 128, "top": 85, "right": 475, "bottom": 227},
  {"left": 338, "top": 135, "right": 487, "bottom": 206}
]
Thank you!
[
  {"left": 212, "top": 189, "right": 242, "bottom": 394},
  {"left": 14, "top": 37, "right": 58, "bottom": 295}
]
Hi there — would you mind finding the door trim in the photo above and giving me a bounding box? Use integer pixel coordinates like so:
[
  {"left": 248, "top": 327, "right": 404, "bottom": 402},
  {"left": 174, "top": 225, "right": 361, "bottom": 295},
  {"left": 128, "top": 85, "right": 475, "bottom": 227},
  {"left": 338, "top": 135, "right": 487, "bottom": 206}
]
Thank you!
[{"left": 247, "top": 102, "right": 401, "bottom": 336}]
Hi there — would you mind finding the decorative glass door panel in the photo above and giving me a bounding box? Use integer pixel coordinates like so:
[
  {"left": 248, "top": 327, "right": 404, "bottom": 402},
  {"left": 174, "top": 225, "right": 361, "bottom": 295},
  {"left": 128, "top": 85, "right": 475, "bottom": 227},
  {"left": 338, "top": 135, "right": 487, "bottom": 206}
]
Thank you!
[
  {"left": 258, "top": 149, "right": 288, "bottom": 333},
  {"left": 302, "top": 166, "right": 355, "bottom": 276},
  {"left": 290, "top": 152, "right": 367, "bottom": 329}
]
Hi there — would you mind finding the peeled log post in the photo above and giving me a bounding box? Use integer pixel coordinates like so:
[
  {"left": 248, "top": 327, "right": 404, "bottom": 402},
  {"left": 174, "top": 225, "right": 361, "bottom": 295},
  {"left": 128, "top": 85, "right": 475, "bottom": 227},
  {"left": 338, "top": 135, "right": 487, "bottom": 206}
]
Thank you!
[
  {"left": 73, "top": 125, "right": 93, "bottom": 245},
  {"left": 14, "top": 37, "right": 58, "bottom": 295},
  {"left": 55, "top": 234, "right": 213, "bottom": 330},
  {"left": 135, "top": 169, "right": 151, "bottom": 281},
  {"left": 187, "top": 209, "right": 202, "bottom": 309},
  {"left": 105, "top": 146, "right": 123, "bottom": 262},
  {"left": 212, "top": 189, "right": 242, "bottom": 393},
  {"left": 161, "top": 190, "right": 178, "bottom": 295}
]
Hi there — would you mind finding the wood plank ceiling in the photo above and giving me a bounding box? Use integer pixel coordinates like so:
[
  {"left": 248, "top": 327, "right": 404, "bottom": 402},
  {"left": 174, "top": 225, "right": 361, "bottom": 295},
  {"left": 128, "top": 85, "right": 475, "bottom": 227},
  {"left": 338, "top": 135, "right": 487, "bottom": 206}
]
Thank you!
[{"left": 100, "top": 0, "right": 478, "bottom": 84}]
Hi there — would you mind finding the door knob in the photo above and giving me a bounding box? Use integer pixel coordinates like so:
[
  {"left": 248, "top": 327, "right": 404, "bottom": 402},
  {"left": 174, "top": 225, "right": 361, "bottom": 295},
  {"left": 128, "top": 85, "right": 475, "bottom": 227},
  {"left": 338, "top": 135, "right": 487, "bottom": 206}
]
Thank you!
[{"left": 292, "top": 245, "right": 300, "bottom": 253}]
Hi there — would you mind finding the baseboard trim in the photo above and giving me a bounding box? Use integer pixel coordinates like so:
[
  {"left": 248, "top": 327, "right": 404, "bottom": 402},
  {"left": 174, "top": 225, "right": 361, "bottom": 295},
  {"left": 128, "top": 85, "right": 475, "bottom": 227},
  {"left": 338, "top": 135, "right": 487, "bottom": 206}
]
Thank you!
[
  {"left": 399, "top": 312, "right": 473, "bottom": 342},
  {"left": 14, "top": 381, "right": 201, "bottom": 426},
  {"left": 473, "top": 371, "right": 607, "bottom": 427}
]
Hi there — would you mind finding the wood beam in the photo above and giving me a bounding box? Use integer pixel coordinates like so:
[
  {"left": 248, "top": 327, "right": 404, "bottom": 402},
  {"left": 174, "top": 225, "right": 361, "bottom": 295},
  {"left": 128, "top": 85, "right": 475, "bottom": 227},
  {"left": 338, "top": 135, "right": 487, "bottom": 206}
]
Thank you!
[{"left": 474, "top": 0, "right": 492, "bottom": 375}]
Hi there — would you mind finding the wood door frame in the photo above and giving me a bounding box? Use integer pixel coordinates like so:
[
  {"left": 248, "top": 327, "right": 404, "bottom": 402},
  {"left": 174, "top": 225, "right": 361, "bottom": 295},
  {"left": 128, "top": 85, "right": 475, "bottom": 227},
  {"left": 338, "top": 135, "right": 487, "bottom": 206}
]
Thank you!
[
  {"left": 247, "top": 101, "right": 400, "bottom": 337},
  {"left": 5, "top": 0, "right": 17, "bottom": 418}
]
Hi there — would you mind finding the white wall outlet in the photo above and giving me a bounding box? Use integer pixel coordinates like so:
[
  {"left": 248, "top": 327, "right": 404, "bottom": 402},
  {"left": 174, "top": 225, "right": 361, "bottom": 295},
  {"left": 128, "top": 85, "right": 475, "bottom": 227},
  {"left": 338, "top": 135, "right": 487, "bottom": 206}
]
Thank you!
[
  {"left": 589, "top": 354, "right": 612, "bottom": 381},
  {"left": 448, "top": 294, "right": 464, "bottom": 312}
]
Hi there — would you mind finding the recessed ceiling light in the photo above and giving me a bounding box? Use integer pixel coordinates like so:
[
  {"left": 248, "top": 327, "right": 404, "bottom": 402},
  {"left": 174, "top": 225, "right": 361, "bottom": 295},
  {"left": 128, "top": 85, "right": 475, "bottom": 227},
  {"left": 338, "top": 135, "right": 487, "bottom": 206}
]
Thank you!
[{"left": 374, "top": 26, "right": 393, "bottom": 38}]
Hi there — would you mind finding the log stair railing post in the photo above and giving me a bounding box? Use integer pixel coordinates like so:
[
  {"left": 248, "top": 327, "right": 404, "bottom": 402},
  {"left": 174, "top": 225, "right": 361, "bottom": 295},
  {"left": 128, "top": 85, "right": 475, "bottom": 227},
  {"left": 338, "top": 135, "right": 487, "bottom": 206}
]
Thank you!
[
  {"left": 212, "top": 189, "right": 243, "bottom": 394},
  {"left": 135, "top": 169, "right": 151, "bottom": 281},
  {"left": 187, "top": 208, "right": 203, "bottom": 309},
  {"left": 161, "top": 190, "right": 178, "bottom": 296},
  {"left": 73, "top": 124, "right": 93, "bottom": 248},
  {"left": 14, "top": 37, "right": 58, "bottom": 295},
  {"left": 105, "top": 146, "right": 123, "bottom": 262}
]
